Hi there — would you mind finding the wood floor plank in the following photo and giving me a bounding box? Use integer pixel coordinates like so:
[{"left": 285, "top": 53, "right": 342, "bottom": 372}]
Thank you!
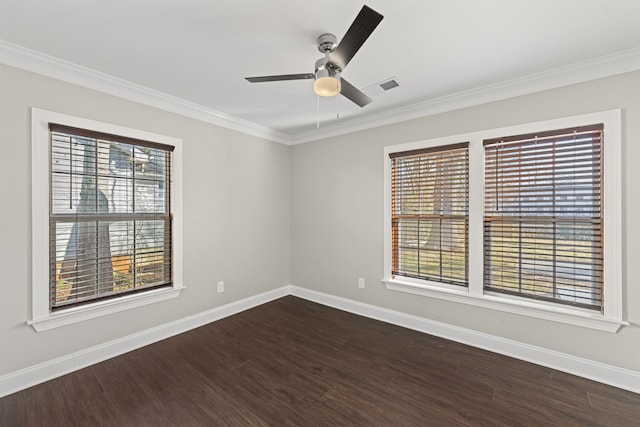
[
  {"left": 1, "top": 296, "right": 639, "bottom": 426},
  {"left": 0, "top": 392, "right": 28, "bottom": 426},
  {"left": 253, "top": 398, "right": 309, "bottom": 426}
]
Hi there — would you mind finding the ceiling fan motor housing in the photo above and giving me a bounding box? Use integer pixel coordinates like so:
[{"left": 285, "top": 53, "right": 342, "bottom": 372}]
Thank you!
[
  {"left": 314, "top": 57, "right": 340, "bottom": 75},
  {"left": 316, "top": 33, "right": 341, "bottom": 74}
]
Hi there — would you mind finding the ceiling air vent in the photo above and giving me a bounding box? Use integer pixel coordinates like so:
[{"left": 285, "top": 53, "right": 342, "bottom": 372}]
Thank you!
[
  {"left": 363, "top": 77, "right": 400, "bottom": 97},
  {"left": 379, "top": 79, "right": 399, "bottom": 91}
]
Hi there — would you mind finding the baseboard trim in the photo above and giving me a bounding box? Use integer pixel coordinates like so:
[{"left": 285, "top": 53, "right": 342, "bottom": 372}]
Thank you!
[
  {"left": 0, "top": 286, "right": 289, "bottom": 398},
  {"left": 289, "top": 285, "right": 640, "bottom": 394},
  {"left": 2, "top": 284, "right": 638, "bottom": 398}
]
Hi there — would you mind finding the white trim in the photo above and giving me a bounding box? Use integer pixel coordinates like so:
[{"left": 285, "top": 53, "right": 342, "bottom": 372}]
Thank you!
[
  {"left": 383, "top": 279, "right": 626, "bottom": 333},
  {"left": 31, "top": 108, "right": 185, "bottom": 331},
  {"left": 0, "top": 286, "right": 290, "bottom": 398},
  {"left": 602, "top": 110, "right": 623, "bottom": 321},
  {"left": 289, "top": 286, "right": 640, "bottom": 394},
  {"left": 28, "top": 286, "right": 186, "bottom": 332},
  {"left": 0, "top": 40, "right": 290, "bottom": 145},
  {"left": 467, "top": 140, "right": 484, "bottom": 298},
  {"left": 290, "top": 47, "right": 640, "bottom": 144},
  {"left": 382, "top": 110, "right": 624, "bottom": 332},
  {"left": 2, "top": 39, "right": 640, "bottom": 146},
  {"left": 2, "top": 285, "right": 637, "bottom": 398}
]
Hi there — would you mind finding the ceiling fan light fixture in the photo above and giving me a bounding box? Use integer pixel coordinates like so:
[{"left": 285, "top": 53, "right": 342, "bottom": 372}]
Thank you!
[{"left": 314, "top": 68, "right": 341, "bottom": 97}]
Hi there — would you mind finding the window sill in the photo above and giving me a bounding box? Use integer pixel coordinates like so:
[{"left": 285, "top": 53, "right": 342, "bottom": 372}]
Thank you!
[
  {"left": 28, "top": 285, "right": 186, "bottom": 332},
  {"left": 383, "top": 279, "right": 626, "bottom": 333}
]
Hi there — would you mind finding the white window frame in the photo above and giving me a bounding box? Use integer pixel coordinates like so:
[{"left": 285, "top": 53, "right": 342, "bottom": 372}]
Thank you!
[
  {"left": 30, "top": 108, "right": 185, "bottom": 332},
  {"left": 383, "top": 110, "right": 625, "bottom": 332}
]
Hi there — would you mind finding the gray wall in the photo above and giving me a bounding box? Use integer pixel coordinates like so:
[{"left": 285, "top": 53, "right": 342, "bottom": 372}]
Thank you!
[
  {"left": 291, "top": 71, "right": 640, "bottom": 371},
  {"left": 0, "top": 64, "right": 291, "bottom": 375},
  {"left": 2, "top": 61, "right": 638, "bottom": 378}
]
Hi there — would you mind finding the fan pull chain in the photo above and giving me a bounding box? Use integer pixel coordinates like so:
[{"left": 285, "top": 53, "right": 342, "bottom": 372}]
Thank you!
[
  {"left": 336, "top": 94, "right": 339, "bottom": 121},
  {"left": 316, "top": 95, "right": 320, "bottom": 128}
]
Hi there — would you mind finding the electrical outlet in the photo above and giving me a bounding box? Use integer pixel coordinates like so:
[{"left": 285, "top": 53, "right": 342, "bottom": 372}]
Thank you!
[
  {"left": 217, "top": 281, "right": 224, "bottom": 293},
  {"left": 358, "top": 277, "right": 365, "bottom": 289}
]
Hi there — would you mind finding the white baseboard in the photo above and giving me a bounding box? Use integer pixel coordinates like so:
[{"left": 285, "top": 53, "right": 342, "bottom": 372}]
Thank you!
[
  {"left": 2, "top": 284, "right": 638, "bottom": 399},
  {"left": 0, "top": 286, "right": 289, "bottom": 398},
  {"left": 289, "top": 285, "right": 640, "bottom": 395}
]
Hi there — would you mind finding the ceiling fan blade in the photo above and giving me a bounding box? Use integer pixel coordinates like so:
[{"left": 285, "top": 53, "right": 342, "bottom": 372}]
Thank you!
[
  {"left": 330, "top": 5, "right": 383, "bottom": 70},
  {"left": 340, "top": 78, "right": 373, "bottom": 107},
  {"left": 245, "top": 73, "right": 314, "bottom": 83}
]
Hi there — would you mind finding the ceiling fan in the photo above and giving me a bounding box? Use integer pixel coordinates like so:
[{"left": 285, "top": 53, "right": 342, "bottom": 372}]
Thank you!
[{"left": 245, "top": 5, "right": 384, "bottom": 108}]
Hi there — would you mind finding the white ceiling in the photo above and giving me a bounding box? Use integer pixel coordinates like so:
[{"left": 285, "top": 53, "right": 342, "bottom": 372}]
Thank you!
[{"left": 1, "top": 1, "right": 640, "bottom": 143}]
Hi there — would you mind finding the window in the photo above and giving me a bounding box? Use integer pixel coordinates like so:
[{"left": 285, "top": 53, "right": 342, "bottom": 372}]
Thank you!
[
  {"left": 390, "top": 143, "right": 469, "bottom": 287},
  {"left": 50, "top": 124, "right": 174, "bottom": 310},
  {"left": 484, "top": 125, "right": 603, "bottom": 309},
  {"left": 31, "top": 109, "right": 184, "bottom": 331},
  {"left": 383, "top": 110, "right": 624, "bottom": 332}
]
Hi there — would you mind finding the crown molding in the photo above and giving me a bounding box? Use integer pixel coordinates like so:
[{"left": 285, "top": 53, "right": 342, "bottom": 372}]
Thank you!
[
  {"left": 0, "top": 39, "right": 291, "bottom": 145},
  {"left": 289, "top": 46, "right": 640, "bottom": 144},
  {"left": 3, "top": 39, "right": 640, "bottom": 147}
]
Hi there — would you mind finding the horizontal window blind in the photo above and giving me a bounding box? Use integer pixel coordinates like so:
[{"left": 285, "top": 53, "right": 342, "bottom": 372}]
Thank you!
[
  {"left": 49, "top": 124, "right": 173, "bottom": 311},
  {"left": 390, "top": 143, "right": 469, "bottom": 286},
  {"left": 483, "top": 124, "right": 603, "bottom": 310}
]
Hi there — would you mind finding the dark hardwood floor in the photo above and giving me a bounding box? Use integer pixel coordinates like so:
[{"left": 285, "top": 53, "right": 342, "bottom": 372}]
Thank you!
[{"left": 1, "top": 296, "right": 639, "bottom": 426}]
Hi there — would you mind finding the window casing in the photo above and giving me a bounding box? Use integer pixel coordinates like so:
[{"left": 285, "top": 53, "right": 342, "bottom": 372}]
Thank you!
[
  {"left": 31, "top": 109, "right": 184, "bottom": 332},
  {"left": 383, "top": 110, "right": 624, "bottom": 332}
]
